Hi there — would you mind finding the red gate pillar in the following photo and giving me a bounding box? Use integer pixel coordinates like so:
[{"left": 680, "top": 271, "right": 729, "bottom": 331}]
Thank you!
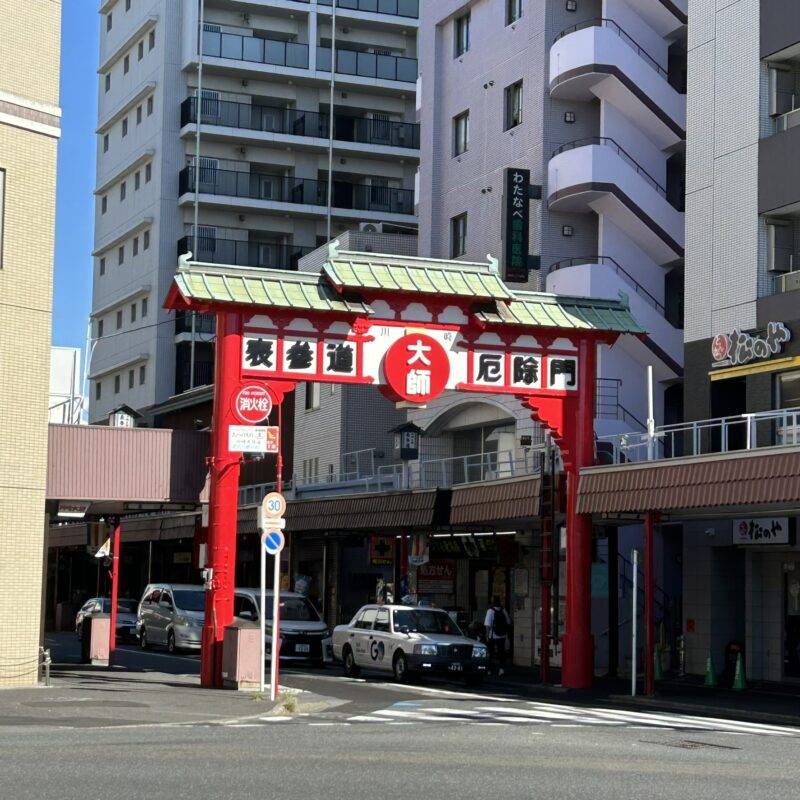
[
  {"left": 561, "top": 338, "right": 597, "bottom": 689},
  {"left": 201, "top": 310, "right": 243, "bottom": 688},
  {"left": 108, "top": 518, "right": 121, "bottom": 665}
]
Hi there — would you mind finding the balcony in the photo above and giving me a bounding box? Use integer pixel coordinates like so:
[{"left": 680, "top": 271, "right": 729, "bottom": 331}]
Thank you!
[
  {"left": 548, "top": 138, "right": 685, "bottom": 264},
  {"left": 177, "top": 235, "right": 311, "bottom": 271},
  {"left": 181, "top": 97, "right": 420, "bottom": 152},
  {"left": 546, "top": 256, "right": 684, "bottom": 379},
  {"left": 317, "top": 46, "right": 417, "bottom": 84},
  {"left": 202, "top": 28, "right": 309, "bottom": 69},
  {"left": 550, "top": 19, "right": 685, "bottom": 149},
  {"left": 179, "top": 165, "right": 416, "bottom": 218},
  {"left": 317, "top": 0, "right": 419, "bottom": 19}
]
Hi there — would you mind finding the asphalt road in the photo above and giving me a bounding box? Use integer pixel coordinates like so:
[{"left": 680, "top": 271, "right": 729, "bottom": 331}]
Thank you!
[{"left": 2, "top": 642, "right": 799, "bottom": 800}]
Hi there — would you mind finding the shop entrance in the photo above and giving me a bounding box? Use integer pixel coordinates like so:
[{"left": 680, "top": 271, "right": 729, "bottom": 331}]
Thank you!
[{"left": 785, "top": 565, "right": 800, "bottom": 678}]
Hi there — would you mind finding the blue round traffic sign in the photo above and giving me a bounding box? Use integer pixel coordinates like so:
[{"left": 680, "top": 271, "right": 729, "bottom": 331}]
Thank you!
[{"left": 263, "top": 530, "right": 285, "bottom": 556}]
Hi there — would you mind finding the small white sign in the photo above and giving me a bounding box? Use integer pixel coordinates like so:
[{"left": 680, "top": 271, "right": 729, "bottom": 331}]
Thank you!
[
  {"left": 228, "top": 425, "right": 268, "bottom": 453},
  {"left": 58, "top": 500, "right": 91, "bottom": 519},
  {"left": 734, "top": 517, "right": 790, "bottom": 545}
]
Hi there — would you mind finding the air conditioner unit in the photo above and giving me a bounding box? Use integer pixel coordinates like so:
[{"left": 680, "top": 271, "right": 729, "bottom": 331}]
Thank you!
[{"left": 359, "top": 222, "right": 385, "bottom": 234}]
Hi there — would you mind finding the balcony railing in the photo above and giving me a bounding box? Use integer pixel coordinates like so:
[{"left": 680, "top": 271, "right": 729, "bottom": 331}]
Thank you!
[
  {"left": 179, "top": 166, "right": 415, "bottom": 215},
  {"left": 598, "top": 406, "right": 800, "bottom": 465},
  {"left": 554, "top": 18, "right": 668, "bottom": 80},
  {"left": 549, "top": 256, "right": 666, "bottom": 314},
  {"left": 181, "top": 97, "right": 420, "bottom": 149},
  {"left": 178, "top": 235, "right": 311, "bottom": 270},
  {"left": 317, "top": 46, "right": 418, "bottom": 83},
  {"left": 317, "top": 0, "right": 420, "bottom": 19},
  {"left": 773, "top": 270, "right": 800, "bottom": 294},
  {"left": 175, "top": 311, "right": 215, "bottom": 335},
  {"left": 596, "top": 378, "right": 647, "bottom": 430},
  {"left": 202, "top": 29, "right": 309, "bottom": 69}
]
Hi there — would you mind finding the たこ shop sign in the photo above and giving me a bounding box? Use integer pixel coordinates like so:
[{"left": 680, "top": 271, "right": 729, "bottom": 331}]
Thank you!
[
  {"left": 711, "top": 322, "right": 791, "bottom": 369},
  {"left": 734, "top": 517, "right": 791, "bottom": 545}
]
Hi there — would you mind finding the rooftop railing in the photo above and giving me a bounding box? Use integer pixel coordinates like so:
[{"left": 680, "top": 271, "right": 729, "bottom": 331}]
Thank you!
[{"left": 177, "top": 235, "right": 311, "bottom": 271}]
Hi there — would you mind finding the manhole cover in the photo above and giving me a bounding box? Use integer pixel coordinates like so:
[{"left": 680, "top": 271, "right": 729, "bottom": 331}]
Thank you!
[{"left": 641, "top": 739, "right": 741, "bottom": 751}]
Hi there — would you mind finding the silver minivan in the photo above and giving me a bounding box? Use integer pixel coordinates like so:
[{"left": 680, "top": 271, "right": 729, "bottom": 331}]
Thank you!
[
  {"left": 137, "top": 583, "right": 205, "bottom": 653},
  {"left": 234, "top": 588, "right": 333, "bottom": 666}
]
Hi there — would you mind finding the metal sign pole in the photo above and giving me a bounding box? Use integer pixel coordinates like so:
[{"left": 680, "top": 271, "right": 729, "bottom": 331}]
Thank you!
[
  {"left": 260, "top": 533, "right": 266, "bottom": 694},
  {"left": 631, "top": 549, "right": 638, "bottom": 697},
  {"left": 270, "top": 554, "right": 281, "bottom": 702}
]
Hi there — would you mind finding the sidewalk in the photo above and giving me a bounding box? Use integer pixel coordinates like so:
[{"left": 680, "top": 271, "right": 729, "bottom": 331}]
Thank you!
[{"left": 482, "top": 666, "right": 800, "bottom": 726}]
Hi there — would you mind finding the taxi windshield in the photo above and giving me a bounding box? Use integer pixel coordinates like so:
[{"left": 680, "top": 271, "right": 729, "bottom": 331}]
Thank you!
[{"left": 393, "top": 609, "right": 463, "bottom": 636}]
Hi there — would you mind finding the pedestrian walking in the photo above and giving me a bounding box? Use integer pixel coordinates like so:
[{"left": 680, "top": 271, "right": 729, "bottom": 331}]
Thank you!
[{"left": 484, "top": 596, "right": 511, "bottom": 676}]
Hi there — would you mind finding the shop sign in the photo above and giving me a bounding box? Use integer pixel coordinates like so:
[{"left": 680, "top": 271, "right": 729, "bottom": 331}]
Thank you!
[
  {"left": 409, "top": 533, "right": 429, "bottom": 566},
  {"left": 431, "top": 536, "right": 498, "bottom": 559},
  {"left": 417, "top": 560, "right": 456, "bottom": 594},
  {"left": 370, "top": 535, "right": 394, "bottom": 566},
  {"left": 228, "top": 425, "right": 278, "bottom": 454},
  {"left": 734, "top": 517, "right": 790, "bottom": 545},
  {"left": 711, "top": 322, "right": 791, "bottom": 369},
  {"left": 503, "top": 167, "right": 531, "bottom": 283}
]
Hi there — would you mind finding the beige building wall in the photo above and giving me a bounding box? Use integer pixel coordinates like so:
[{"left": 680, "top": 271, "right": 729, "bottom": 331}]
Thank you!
[{"left": 0, "top": 0, "right": 61, "bottom": 686}]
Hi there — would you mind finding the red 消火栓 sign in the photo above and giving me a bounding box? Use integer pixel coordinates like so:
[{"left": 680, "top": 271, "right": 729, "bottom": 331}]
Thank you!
[{"left": 233, "top": 384, "right": 273, "bottom": 424}]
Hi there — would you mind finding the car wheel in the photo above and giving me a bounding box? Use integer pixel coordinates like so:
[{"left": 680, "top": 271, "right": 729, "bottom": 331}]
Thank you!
[
  {"left": 140, "top": 627, "right": 150, "bottom": 650},
  {"left": 167, "top": 630, "right": 177, "bottom": 654},
  {"left": 393, "top": 651, "right": 409, "bottom": 683},
  {"left": 343, "top": 646, "right": 360, "bottom": 678}
]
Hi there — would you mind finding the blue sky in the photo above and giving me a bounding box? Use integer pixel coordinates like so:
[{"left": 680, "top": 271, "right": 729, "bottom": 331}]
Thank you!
[{"left": 52, "top": 3, "right": 99, "bottom": 349}]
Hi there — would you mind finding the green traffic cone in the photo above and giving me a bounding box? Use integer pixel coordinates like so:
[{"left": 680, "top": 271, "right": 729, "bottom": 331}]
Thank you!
[
  {"left": 732, "top": 652, "right": 746, "bottom": 691},
  {"left": 704, "top": 649, "right": 717, "bottom": 687},
  {"left": 654, "top": 645, "right": 663, "bottom": 682}
]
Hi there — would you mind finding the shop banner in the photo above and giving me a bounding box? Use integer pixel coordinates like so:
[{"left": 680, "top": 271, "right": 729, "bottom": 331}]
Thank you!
[
  {"left": 409, "top": 533, "right": 430, "bottom": 566},
  {"left": 734, "top": 517, "right": 790, "bottom": 545},
  {"left": 370, "top": 536, "right": 394, "bottom": 566},
  {"left": 417, "top": 560, "right": 456, "bottom": 594}
]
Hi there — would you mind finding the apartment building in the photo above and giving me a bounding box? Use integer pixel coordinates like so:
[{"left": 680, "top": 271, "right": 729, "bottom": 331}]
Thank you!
[
  {"left": 0, "top": 0, "right": 62, "bottom": 685},
  {"left": 89, "top": 0, "right": 420, "bottom": 423},
  {"left": 415, "top": 0, "right": 687, "bottom": 464},
  {"left": 679, "top": 0, "right": 800, "bottom": 682}
]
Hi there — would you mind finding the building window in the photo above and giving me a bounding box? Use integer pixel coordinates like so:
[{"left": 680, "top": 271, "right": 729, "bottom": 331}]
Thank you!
[
  {"left": 99, "top": 256, "right": 106, "bottom": 276},
  {"left": 141, "top": 297, "right": 148, "bottom": 317},
  {"left": 505, "top": 80, "right": 523, "bottom": 130},
  {"left": 98, "top": 319, "right": 104, "bottom": 337},
  {"left": 120, "top": 181, "right": 126, "bottom": 201},
  {"left": 131, "top": 303, "right": 137, "bottom": 323},
  {"left": 305, "top": 382, "right": 320, "bottom": 411},
  {"left": 147, "top": 96, "right": 153, "bottom": 116},
  {"left": 138, "top": 41, "right": 144, "bottom": 61},
  {"left": 455, "top": 13, "right": 470, "bottom": 57},
  {"left": 105, "top": 73, "right": 111, "bottom": 93},
  {"left": 139, "top": 365, "right": 146, "bottom": 385},
  {"left": 122, "top": 117, "right": 128, "bottom": 137},
  {"left": 143, "top": 230, "right": 150, "bottom": 250},
  {"left": 506, "top": 0, "right": 522, "bottom": 24},
  {"left": 451, "top": 213, "right": 467, "bottom": 258},
  {"left": 128, "top": 370, "right": 134, "bottom": 389},
  {"left": 134, "top": 171, "right": 140, "bottom": 191},
  {"left": 133, "top": 236, "right": 139, "bottom": 256},
  {"left": 118, "top": 245, "right": 124, "bottom": 265},
  {"left": 101, "top": 195, "right": 107, "bottom": 214},
  {"left": 114, "top": 375, "right": 121, "bottom": 394},
  {"left": 116, "top": 310, "right": 123, "bottom": 329},
  {"left": 126, "top": 0, "right": 131, "bottom": 10},
  {"left": 149, "top": 30, "right": 155, "bottom": 50},
  {"left": 106, "top": 13, "right": 112, "bottom": 32},
  {"left": 103, "top": 134, "right": 109, "bottom": 152},
  {"left": 145, "top": 163, "right": 152, "bottom": 183},
  {"left": 136, "top": 105, "right": 142, "bottom": 124},
  {"left": 453, "top": 110, "right": 469, "bottom": 156},
  {"left": 123, "top": 54, "right": 130, "bottom": 74},
  {"left": 95, "top": 381, "right": 102, "bottom": 400}
]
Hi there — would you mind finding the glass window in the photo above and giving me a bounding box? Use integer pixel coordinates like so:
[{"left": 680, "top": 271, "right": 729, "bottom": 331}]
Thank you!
[
  {"left": 393, "top": 609, "right": 463, "bottom": 635},
  {"left": 506, "top": 0, "right": 522, "bottom": 25},
  {"left": 141, "top": 297, "right": 148, "bottom": 318},
  {"left": 103, "top": 134, "right": 109, "bottom": 152},
  {"left": 139, "top": 365, "right": 146, "bottom": 385},
  {"left": 149, "top": 30, "right": 155, "bottom": 50},
  {"left": 145, "top": 163, "right": 152, "bottom": 182},
  {"left": 143, "top": 230, "right": 150, "bottom": 249},
  {"left": 128, "top": 369, "right": 134, "bottom": 389},
  {"left": 98, "top": 319, "right": 104, "bottom": 337},
  {"left": 114, "top": 375, "right": 120, "bottom": 394},
  {"left": 122, "top": 117, "right": 128, "bottom": 137},
  {"left": 374, "top": 608, "right": 390, "bottom": 632},
  {"left": 454, "top": 13, "right": 470, "bottom": 57},
  {"left": 305, "top": 382, "right": 320, "bottom": 411},
  {"left": 123, "top": 54, "right": 129, "bottom": 74},
  {"left": 147, "top": 96, "right": 154, "bottom": 116},
  {"left": 133, "top": 236, "right": 139, "bottom": 255},
  {"left": 116, "top": 309, "right": 122, "bottom": 329},
  {"left": 105, "top": 73, "right": 111, "bottom": 93},
  {"left": 356, "top": 607, "right": 378, "bottom": 630},
  {"left": 451, "top": 213, "right": 467, "bottom": 258},
  {"left": 99, "top": 257, "right": 105, "bottom": 276},
  {"left": 95, "top": 381, "right": 101, "bottom": 400},
  {"left": 106, "top": 13, "right": 112, "bottom": 32},
  {"left": 120, "top": 181, "right": 126, "bottom": 201},
  {"left": 258, "top": 595, "right": 321, "bottom": 622},
  {"left": 126, "top": 0, "right": 131, "bottom": 11},
  {"left": 136, "top": 105, "right": 142, "bottom": 124},
  {"left": 134, "top": 171, "right": 140, "bottom": 191},
  {"left": 173, "top": 591, "right": 207, "bottom": 612},
  {"left": 118, "top": 245, "right": 124, "bottom": 265},
  {"left": 778, "top": 370, "right": 800, "bottom": 408},
  {"left": 130, "top": 303, "right": 137, "bottom": 322},
  {"left": 505, "top": 80, "right": 523, "bottom": 130},
  {"left": 453, "top": 110, "right": 469, "bottom": 156},
  {"left": 138, "top": 41, "right": 144, "bottom": 61},
  {"left": 234, "top": 594, "right": 258, "bottom": 621},
  {"left": 147, "top": 589, "right": 161, "bottom": 604},
  {"left": 101, "top": 195, "right": 107, "bottom": 214}
]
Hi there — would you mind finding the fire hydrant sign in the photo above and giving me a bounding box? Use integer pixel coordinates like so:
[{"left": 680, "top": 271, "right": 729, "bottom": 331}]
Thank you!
[{"left": 233, "top": 384, "right": 272, "bottom": 424}]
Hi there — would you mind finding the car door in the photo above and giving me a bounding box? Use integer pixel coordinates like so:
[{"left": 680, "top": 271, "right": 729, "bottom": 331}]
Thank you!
[
  {"left": 156, "top": 591, "right": 175, "bottom": 642},
  {"left": 353, "top": 607, "right": 377, "bottom": 666},
  {"left": 369, "top": 607, "right": 393, "bottom": 672}
]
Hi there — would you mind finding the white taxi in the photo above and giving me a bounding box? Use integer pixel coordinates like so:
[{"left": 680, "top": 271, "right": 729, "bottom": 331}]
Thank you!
[{"left": 332, "top": 604, "right": 488, "bottom": 685}]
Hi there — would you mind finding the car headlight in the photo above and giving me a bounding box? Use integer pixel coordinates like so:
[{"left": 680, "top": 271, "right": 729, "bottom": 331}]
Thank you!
[
  {"left": 175, "top": 616, "right": 189, "bottom": 626},
  {"left": 321, "top": 629, "right": 331, "bottom": 638},
  {"left": 414, "top": 644, "right": 438, "bottom": 656},
  {"left": 472, "top": 645, "right": 489, "bottom": 660}
]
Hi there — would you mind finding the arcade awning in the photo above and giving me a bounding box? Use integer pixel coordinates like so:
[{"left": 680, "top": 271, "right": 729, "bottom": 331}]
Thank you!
[{"left": 450, "top": 475, "right": 542, "bottom": 526}]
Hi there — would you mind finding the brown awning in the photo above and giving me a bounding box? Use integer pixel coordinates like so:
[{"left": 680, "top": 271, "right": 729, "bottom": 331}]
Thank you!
[
  {"left": 285, "top": 489, "right": 440, "bottom": 533},
  {"left": 578, "top": 447, "right": 800, "bottom": 515},
  {"left": 48, "top": 513, "right": 199, "bottom": 549},
  {"left": 450, "top": 475, "right": 541, "bottom": 526}
]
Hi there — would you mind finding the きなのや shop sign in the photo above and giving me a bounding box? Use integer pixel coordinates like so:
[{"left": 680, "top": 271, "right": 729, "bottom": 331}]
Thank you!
[
  {"left": 711, "top": 322, "right": 791, "bottom": 369},
  {"left": 734, "top": 517, "right": 791, "bottom": 545}
]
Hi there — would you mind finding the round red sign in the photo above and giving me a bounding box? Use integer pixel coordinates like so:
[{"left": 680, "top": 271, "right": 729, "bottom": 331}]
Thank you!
[
  {"left": 233, "top": 384, "right": 273, "bottom": 424},
  {"left": 711, "top": 333, "right": 730, "bottom": 363},
  {"left": 383, "top": 333, "right": 450, "bottom": 404}
]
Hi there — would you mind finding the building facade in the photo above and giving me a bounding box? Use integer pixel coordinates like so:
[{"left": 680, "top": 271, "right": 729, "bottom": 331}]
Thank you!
[
  {"left": 680, "top": 0, "right": 800, "bottom": 683},
  {"left": 0, "top": 0, "right": 62, "bottom": 685},
  {"left": 89, "top": 0, "right": 420, "bottom": 423}
]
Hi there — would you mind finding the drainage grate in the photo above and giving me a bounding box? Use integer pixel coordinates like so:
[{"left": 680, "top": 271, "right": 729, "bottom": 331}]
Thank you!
[{"left": 640, "top": 739, "right": 742, "bottom": 751}]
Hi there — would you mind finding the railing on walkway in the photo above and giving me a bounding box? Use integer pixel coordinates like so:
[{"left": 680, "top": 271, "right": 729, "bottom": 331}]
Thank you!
[
  {"left": 0, "top": 647, "right": 51, "bottom": 686},
  {"left": 598, "top": 406, "right": 800, "bottom": 464}
]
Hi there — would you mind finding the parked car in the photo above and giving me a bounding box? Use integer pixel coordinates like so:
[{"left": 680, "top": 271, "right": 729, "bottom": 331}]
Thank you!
[
  {"left": 332, "top": 604, "right": 489, "bottom": 685},
  {"left": 136, "top": 584, "right": 205, "bottom": 653},
  {"left": 234, "top": 589, "right": 333, "bottom": 667},
  {"left": 75, "top": 597, "right": 138, "bottom": 642}
]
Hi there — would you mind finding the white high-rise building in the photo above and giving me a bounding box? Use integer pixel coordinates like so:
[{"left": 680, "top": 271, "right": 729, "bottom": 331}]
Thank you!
[{"left": 89, "top": 0, "right": 419, "bottom": 423}]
